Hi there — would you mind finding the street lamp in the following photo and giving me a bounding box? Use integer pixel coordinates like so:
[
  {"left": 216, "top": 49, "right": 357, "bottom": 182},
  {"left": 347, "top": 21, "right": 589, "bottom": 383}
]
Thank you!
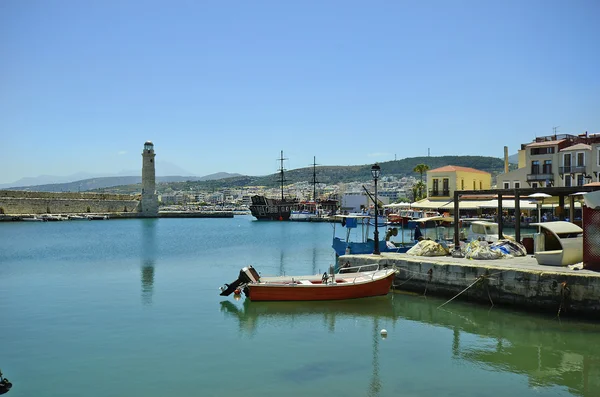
[{"left": 371, "top": 163, "right": 381, "bottom": 255}]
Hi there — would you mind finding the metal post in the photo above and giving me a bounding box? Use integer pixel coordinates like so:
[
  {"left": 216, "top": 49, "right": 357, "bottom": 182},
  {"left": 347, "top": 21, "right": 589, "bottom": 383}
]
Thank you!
[
  {"left": 371, "top": 163, "right": 381, "bottom": 255},
  {"left": 373, "top": 176, "right": 380, "bottom": 255}
]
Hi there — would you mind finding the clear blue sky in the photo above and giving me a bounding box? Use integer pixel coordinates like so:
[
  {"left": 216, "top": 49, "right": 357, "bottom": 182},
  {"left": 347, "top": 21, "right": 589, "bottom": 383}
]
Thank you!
[{"left": 1, "top": 0, "right": 599, "bottom": 184}]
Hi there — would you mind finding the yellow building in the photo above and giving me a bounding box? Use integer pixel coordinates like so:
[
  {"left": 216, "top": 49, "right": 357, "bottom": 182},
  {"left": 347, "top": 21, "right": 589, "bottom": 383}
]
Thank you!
[
  {"left": 427, "top": 165, "right": 492, "bottom": 198},
  {"left": 412, "top": 165, "right": 492, "bottom": 210}
]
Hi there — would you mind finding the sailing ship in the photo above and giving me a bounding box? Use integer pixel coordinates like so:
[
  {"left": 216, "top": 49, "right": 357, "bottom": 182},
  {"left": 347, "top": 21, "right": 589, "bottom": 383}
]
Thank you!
[
  {"left": 289, "top": 156, "right": 337, "bottom": 221},
  {"left": 249, "top": 151, "right": 299, "bottom": 221}
]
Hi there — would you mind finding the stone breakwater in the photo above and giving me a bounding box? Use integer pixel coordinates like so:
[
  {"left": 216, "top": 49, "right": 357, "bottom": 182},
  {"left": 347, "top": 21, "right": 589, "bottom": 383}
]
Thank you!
[
  {"left": 0, "top": 190, "right": 141, "bottom": 215},
  {"left": 339, "top": 253, "right": 600, "bottom": 319}
]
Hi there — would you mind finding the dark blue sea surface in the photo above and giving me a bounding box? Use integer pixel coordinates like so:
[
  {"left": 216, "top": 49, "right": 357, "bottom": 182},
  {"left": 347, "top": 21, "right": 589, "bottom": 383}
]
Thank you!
[{"left": 1, "top": 216, "right": 598, "bottom": 397}]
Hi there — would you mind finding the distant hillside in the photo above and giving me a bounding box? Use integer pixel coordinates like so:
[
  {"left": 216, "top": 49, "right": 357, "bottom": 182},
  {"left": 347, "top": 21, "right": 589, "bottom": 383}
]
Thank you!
[
  {"left": 3, "top": 173, "right": 242, "bottom": 193},
  {"left": 93, "top": 155, "right": 510, "bottom": 194}
]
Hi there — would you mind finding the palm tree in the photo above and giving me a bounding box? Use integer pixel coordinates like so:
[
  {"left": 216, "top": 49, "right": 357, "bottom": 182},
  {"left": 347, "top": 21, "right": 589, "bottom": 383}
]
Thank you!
[
  {"left": 413, "top": 164, "right": 430, "bottom": 200},
  {"left": 413, "top": 163, "right": 430, "bottom": 183},
  {"left": 413, "top": 181, "right": 426, "bottom": 201}
]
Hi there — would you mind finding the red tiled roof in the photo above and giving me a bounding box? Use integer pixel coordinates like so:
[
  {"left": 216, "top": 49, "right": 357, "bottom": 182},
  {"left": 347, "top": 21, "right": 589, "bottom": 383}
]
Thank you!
[{"left": 428, "top": 165, "right": 490, "bottom": 175}]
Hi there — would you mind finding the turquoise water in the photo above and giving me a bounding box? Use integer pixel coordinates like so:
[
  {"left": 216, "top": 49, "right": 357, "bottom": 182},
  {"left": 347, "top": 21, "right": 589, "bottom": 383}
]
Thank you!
[{"left": 1, "top": 216, "right": 599, "bottom": 397}]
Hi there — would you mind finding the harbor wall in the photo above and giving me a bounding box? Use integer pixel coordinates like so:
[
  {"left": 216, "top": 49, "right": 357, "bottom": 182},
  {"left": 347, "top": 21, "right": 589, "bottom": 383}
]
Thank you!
[
  {"left": 340, "top": 253, "right": 600, "bottom": 319},
  {"left": 0, "top": 190, "right": 140, "bottom": 215}
]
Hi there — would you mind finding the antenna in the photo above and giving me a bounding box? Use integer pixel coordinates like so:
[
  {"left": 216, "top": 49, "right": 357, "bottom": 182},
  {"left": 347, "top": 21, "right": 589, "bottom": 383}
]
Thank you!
[
  {"left": 277, "top": 150, "right": 288, "bottom": 200},
  {"left": 553, "top": 126, "right": 560, "bottom": 137},
  {"left": 428, "top": 148, "right": 430, "bottom": 157},
  {"left": 309, "top": 156, "right": 322, "bottom": 201}
]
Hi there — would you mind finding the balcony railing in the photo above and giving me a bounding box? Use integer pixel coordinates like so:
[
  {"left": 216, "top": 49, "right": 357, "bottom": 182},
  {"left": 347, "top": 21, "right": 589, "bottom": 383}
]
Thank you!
[
  {"left": 429, "top": 189, "right": 450, "bottom": 197},
  {"left": 559, "top": 165, "right": 586, "bottom": 174},
  {"left": 526, "top": 173, "right": 554, "bottom": 182}
]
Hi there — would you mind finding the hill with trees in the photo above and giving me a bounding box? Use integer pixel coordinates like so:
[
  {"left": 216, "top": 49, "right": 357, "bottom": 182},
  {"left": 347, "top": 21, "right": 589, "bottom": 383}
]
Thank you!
[{"left": 92, "top": 155, "right": 511, "bottom": 194}]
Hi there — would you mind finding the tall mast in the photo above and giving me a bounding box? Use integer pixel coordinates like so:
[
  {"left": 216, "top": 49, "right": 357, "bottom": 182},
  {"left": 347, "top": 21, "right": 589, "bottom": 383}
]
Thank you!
[
  {"left": 310, "top": 156, "right": 321, "bottom": 202},
  {"left": 278, "top": 150, "right": 287, "bottom": 200}
]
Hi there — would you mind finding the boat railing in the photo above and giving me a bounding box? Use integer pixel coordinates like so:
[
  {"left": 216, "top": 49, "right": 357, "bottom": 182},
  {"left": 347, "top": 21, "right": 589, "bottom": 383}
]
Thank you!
[{"left": 338, "top": 262, "right": 394, "bottom": 276}]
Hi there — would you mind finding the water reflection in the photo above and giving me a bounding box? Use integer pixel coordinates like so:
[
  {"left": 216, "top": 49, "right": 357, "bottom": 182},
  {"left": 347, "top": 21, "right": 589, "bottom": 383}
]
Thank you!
[
  {"left": 140, "top": 219, "right": 157, "bottom": 305},
  {"left": 220, "top": 293, "right": 600, "bottom": 397}
]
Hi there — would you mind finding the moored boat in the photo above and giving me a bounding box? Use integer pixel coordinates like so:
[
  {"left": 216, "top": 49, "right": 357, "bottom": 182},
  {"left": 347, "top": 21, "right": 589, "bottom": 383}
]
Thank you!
[
  {"left": 332, "top": 214, "right": 413, "bottom": 256},
  {"left": 219, "top": 265, "right": 397, "bottom": 302}
]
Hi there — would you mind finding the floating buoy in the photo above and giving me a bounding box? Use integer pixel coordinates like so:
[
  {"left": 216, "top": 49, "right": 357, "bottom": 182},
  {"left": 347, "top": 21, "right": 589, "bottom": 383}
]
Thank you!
[
  {"left": 234, "top": 288, "right": 241, "bottom": 295},
  {"left": 233, "top": 294, "right": 241, "bottom": 301},
  {"left": 380, "top": 329, "right": 388, "bottom": 338}
]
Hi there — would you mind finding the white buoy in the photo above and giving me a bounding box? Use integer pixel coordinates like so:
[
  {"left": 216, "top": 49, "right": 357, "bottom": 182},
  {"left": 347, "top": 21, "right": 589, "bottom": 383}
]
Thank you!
[{"left": 380, "top": 329, "right": 388, "bottom": 337}]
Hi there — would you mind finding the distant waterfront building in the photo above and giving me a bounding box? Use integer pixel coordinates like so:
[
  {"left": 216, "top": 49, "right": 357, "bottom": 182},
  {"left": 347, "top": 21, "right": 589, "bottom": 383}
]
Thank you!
[
  {"left": 497, "top": 132, "right": 600, "bottom": 189},
  {"left": 141, "top": 141, "right": 159, "bottom": 217}
]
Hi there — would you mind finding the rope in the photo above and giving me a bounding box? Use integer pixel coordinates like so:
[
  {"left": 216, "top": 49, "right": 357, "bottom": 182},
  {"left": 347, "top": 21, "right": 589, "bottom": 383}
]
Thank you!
[
  {"left": 393, "top": 273, "right": 415, "bottom": 287},
  {"left": 437, "top": 276, "right": 483, "bottom": 309}
]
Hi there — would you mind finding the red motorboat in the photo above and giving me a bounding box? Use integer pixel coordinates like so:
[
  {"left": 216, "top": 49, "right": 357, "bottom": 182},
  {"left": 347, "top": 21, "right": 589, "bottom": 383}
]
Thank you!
[{"left": 219, "top": 265, "right": 397, "bottom": 302}]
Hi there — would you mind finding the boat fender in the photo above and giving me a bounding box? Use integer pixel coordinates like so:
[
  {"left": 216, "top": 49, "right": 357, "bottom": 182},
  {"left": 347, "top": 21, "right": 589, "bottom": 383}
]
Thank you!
[{"left": 321, "top": 272, "right": 329, "bottom": 283}]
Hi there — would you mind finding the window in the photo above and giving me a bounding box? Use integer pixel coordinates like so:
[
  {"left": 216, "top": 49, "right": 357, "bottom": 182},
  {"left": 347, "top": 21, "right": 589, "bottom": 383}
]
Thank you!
[
  {"left": 577, "top": 152, "right": 585, "bottom": 167},
  {"left": 577, "top": 174, "right": 584, "bottom": 186},
  {"left": 443, "top": 178, "right": 449, "bottom": 195},
  {"left": 432, "top": 179, "right": 439, "bottom": 195},
  {"left": 531, "top": 160, "right": 540, "bottom": 174},
  {"left": 597, "top": 147, "right": 600, "bottom": 167},
  {"left": 543, "top": 160, "right": 552, "bottom": 174},
  {"left": 531, "top": 182, "right": 538, "bottom": 188},
  {"left": 479, "top": 181, "right": 482, "bottom": 190},
  {"left": 461, "top": 179, "right": 464, "bottom": 190},
  {"left": 563, "top": 153, "right": 572, "bottom": 172},
  {"left": 503, "top": 182, "right": 510, "bottom": 189},
  {"left": 514, "top": 181, "right": 520, "bottom": 189},
  {"left": 473, "top": 180, "right": 476, "bottom": 189},
  {"left": 565, "top": 174, "right": 571, "bottom": 187}
]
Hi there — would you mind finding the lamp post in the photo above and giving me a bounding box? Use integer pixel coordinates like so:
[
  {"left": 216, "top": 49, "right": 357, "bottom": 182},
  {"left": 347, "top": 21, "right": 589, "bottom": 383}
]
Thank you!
[{"left": 371, "top": 163, "right": 381, "bottom": 255}]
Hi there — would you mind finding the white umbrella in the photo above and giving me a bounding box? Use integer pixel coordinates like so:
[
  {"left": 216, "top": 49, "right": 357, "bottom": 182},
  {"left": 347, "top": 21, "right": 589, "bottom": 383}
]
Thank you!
[{"left": 528, "top": 193, "right": 552, "bottom": 232}]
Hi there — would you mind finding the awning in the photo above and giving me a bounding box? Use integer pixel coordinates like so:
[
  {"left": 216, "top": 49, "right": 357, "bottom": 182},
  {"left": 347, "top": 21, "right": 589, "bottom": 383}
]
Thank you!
[
  {"left": 439, "top": 201, "right": 481, "bottom": 210},
  {"left": 410, "top": 199, "right": 452, "bottom": 209},
  {"left": 384, "top": 202, "right": 412, "bottom": 208},
  {"left": 477, "top": 199, "right": 538, "bottom": 210}
]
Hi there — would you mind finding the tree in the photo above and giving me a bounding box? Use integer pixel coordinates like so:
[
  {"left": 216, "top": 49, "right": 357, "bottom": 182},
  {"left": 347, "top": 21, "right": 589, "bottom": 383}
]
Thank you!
[
  {"left": 413, "top": 164, "right": 430, "bottom": 200},
  {"left": 413, "top": 163, "right": 430, "bottom": 183},
  {"left": 413, "top": 181, "right": 426, "bottom": 201}
]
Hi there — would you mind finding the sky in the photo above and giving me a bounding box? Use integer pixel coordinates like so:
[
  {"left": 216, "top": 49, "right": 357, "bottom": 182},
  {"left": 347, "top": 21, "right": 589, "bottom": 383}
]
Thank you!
[{"left": 1, "top": 0, "right": 599, "bottom": 184}]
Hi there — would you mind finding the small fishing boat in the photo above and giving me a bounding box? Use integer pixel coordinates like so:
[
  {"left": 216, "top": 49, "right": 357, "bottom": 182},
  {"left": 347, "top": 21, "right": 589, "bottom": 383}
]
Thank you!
[
  {"left": 332, "top": 214, "right": 412, "bottom": 256},
  {"left": 219, "top": 265, "right": 397, "bottom": 302},
  {"left": 0, "top": 369, "right": 12, "bottom": 395}
]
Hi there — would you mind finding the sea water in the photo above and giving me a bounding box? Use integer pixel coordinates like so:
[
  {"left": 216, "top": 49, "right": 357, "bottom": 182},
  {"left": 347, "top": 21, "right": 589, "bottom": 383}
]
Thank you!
[{"left": 1, "top": 216, "right": 599, "bottom": 397}]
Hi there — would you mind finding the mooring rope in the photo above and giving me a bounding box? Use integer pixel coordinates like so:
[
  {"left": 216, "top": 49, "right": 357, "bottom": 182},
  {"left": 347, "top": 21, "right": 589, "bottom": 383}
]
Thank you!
[{"left": 437, "top": 276, "right": 483, "bottom": 309}]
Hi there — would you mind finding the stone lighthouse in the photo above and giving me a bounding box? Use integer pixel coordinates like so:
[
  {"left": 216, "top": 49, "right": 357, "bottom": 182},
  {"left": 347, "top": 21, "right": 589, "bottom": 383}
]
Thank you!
[{"left": 140, "top": 141, "right": 159, "bottom": 217}]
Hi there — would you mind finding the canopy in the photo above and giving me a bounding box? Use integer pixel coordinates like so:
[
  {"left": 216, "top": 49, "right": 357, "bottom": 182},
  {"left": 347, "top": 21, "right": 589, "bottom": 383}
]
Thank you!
[
  {"left": 476, "top": 199, "right": 538, "bottom": 210},
  {"left": 384, "top": 202, "right": 412, "bottom": 208},
  {"left": 410, "top": 199, "right": 451, "bottom": 209}
]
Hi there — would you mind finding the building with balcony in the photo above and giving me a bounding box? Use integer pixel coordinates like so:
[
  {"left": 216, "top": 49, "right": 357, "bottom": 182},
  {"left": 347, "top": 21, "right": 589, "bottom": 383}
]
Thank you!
[
  {"left": 497, "top": 132, "right": 600, "bottom": 189},
  {"left": 411, "top": 165, "right": 491, "bottom": 210},
  {"left": 427, "top": 165, "right": 491, "bottom": 197}
]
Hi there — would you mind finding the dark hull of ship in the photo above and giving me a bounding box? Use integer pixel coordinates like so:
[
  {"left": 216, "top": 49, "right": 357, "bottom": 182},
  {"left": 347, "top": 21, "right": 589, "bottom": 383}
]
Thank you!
[{"left": 249, "top": 195, "right": 297, "bottom": 221}]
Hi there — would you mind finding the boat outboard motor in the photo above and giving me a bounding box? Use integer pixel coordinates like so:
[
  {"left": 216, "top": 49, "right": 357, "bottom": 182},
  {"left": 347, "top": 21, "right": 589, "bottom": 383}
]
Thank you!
[
  {"left": 219, "top": 266, "right": 260, "bottom": 296},
  {"left": 0, "top": 369, "right": 12, "bottom": 395}
]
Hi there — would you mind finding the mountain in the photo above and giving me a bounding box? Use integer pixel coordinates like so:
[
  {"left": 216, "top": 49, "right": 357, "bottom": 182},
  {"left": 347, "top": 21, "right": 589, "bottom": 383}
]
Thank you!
[
  {"left": 95, "top": 155, "right": 511, "bottom": 194},
  {"left": 1, "top": 172, "right": 243, "bottom": 193},
  {"left": 0, "top": 160, "right": 198, "bottom": 189},
  {"left": 2, "top": 155, "right": 509, "bottom": 194}
]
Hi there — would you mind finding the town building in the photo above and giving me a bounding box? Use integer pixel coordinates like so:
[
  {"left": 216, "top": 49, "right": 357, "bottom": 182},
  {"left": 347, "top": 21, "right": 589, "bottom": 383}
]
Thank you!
[
  {"left": 497, "top": 132, "right": 600, "bottom": 189},
  {"left": 412, "top": 165, "right": 492, "bottom": 210}
]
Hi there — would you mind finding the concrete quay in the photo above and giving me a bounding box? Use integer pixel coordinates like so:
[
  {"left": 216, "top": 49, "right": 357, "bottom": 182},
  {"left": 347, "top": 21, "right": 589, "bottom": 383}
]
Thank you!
[{"left": 338, "top": 252, "right": 600, "bottom": 319}]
